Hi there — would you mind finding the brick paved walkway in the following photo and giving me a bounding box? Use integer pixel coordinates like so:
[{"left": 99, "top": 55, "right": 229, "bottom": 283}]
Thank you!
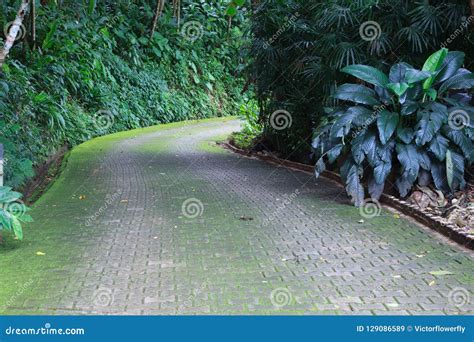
[{"left": 1, "top": 118, "right": 473, "bottom": 315}]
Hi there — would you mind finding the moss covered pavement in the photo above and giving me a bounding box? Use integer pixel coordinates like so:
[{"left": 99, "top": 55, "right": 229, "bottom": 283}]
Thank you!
[{"left": 0, "top": 118, "right": 473, "bottom": 315}]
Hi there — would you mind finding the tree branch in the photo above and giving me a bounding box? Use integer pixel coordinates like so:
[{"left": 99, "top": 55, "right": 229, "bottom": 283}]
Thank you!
[{"left": 0, "top": 0, "right": 30, "bottom": 69}]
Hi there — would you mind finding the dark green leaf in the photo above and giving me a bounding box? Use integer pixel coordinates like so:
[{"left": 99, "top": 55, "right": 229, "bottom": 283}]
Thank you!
[
  {"left": 422, "top": 48, "right": 448, "bottom": 90},
  {"left": 405, "top": 68, "right": 430, "bottom": 83},
  {"left": 397, "top": 127, "right": 414, "bottom": 144},
  {"left": 368, "top": 176, "right": 385, "bottom": 200},
  {"left": 387, "top": 82, "right": 409, "bottom": 97},
  {"left": 315, "top": 158, "right": 326, "bottom": 178},
  {"left": 429, "top": 134, "right": 449, "bottom": 160},
  {"left": 377, "top": 111, "right": 399, "bottom": 144},
  {"left": 342, "top": 65, "right": 389, "bottom": 88},
  {"left": 334, "top": 84, "right": 380, "bottom": 106},
  {"left": 415, "top": 109, "right": 444, "bottom": 146},
  {"left": 345, "top": 162, "right": 364, "bottom": 207},
  {"left": 374, "top": 160, "right": 391, "bottom": 184},
  {"left": 439, "top": 70, "right": 474, "bottom": 94},
  {"left": 434, "top": 51, "right": 465, "bottom": 84},
  {"left": 389, "top": 63, "right": 412, "bottom": 83},
  {"left": 327, "top": 144, "right": 343, "bottom": 164}
]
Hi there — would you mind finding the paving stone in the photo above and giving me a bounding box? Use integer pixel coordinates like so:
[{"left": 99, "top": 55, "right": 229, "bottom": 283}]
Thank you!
[{"left": 1, "top": 119, "right": 472, "bottom": 315}]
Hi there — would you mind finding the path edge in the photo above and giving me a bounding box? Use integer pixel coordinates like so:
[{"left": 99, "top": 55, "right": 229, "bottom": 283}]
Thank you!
[{"left": 220, "top": 142, "right": 474, "bottom": 251}]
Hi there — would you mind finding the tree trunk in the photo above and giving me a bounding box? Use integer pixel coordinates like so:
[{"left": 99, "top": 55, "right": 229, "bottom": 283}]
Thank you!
[
  {"left": 31, "top": 0, "right": 36, "bottom": 49},
  {"left": 150, "top": 0, "right": 163, "bottom": 39},
  {"left": 471, "top": 0, "right": 474, "bottom": 16},
  {"left": 0, "top": 0, "right": 30, "bottom": 69}
]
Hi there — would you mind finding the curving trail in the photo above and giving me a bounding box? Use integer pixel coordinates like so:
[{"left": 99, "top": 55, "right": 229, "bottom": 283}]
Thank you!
[{"left": 0, "top": 118, "right": 473, "bottom": 315}]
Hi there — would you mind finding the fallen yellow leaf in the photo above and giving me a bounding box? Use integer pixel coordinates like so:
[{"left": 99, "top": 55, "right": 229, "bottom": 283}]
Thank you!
[
  {"left": 429, "top": 270, "right": 454, "bottom": 276},
  {"left": 36, "top": 251, "right": 46, "bottom": 256}
]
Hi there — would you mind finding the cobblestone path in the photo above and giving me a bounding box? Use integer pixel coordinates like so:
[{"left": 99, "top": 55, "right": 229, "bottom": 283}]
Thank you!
[{"left": 0, "top": 118, "right": 472, "bottom": 315}]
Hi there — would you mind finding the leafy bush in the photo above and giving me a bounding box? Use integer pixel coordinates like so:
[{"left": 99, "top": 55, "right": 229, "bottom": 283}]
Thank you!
[
  {"left": 247, "top": 0, "right": 473, "bottom": 158},
  {"left": 0, "top": 186, "right": 32, "bottom": 240},
  {"left": 231, "top": 99, "right": 262, "bottom": 149},
  {"left": 0, "top": 0, "right": 248, "bottom": 188},
  {"left": 312, "top": 49, "right": 474, "bottom": 206}
]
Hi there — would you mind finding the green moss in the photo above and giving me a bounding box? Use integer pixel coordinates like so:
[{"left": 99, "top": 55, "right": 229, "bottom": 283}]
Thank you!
[
  {"left": 0, "top": 117, "right": 236, "bottom": 314},
  {"left": 229, "top": 130, "right": 258, "bottom": 150}
]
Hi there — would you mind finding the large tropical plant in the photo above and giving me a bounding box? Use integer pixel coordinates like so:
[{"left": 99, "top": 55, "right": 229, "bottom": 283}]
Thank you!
[
  {"left": 0, "top": 186, "right": 32, "bottom": 240},
  {"left": 248, "top": 0, "right": 473, "bottom": 158},
  {"left": 312, "top": 48, "right": 474, "bottom": 206}
]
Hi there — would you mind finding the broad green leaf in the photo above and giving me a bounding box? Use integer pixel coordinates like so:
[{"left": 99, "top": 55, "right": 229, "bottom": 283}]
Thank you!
[
  {"left": 345, "top": 162, "right": 364, "bottom": 207},
  {"left": 439, "top": 71, "right": 474, "bottom": 94},
  {"left": 425, "top": 88, "right": 437, "bottom": 101},
  {"left": 315, "top": 158, "right": 326, "bottom": 178},
  {"left": 446, "top": 150, "right": 465, "bottom": 191},
  {"left": 17, "top": 213, "right": 33, "bottom": 223},
  {"left": 415, "top": 110, "right": 444, "bottom": 146},
  {"left": 374, "top": 160, "right": 391, "bottom": 184},
  {"left": 0, "top": 190, "right": 22, "bottom": 203},
  {"left": 446, "top": 149, "right": 454, "bottom": 190},
  {"left": 401, "top": 101, "right": 418, "bottom": 116},
  {"left": 334, "top": 84, "right": 380, "bottom": 106},
  {"left": 434, "top": 51, "right": 465, "bottom": 84},
  {"left": 327, "top": 144, "right": 343, "bottom": 163},
  {"left": 397, "top": 127, "right": 414, "bottom": 144},
  {"left": 341, "top": 65, "right": 389, "bottom": 88},
  {"left": 389, "top": 63, "right": 412, "bottom": 83},
  {"left": 349, "top": 106, "right": 374, "bottom": 126},
  {"left": 387, "top": 82, "right": 409, "bottom": 97},
  {"left": 422, "top": 48, "right": 448, "bottom": 90},
  {"left": 396, "top": 144, "right": 421, "bottom": 179},
  {"left": 330, "top": 110, "right": 356, "bottom": 138},
  {"left": 444, "top": 129, "right": 473, "bottom": 162},
  {"left": 11, "top": 216, "right": 23, "bottom": 240},
  {"left": 429, "top": 134, "right": 449, "bottom": 160},
  {"left": 377, "top": 141, "right": 394, "bottom": 163},
  {"left": 431, "top": 161, "right": 449, "bottom": 192},
  {"left": 351, "top": 132, "right": 367, "bottom": 164},
  {"left": 377, "top": 111, "right": 399, "bottom": 144},
  {"left": 404, "top": 68, "right": 430, "bottom": 84},
  {"left": 422, "top": 48, "right": 448, "bottom": 73},
  {"left": 361, "top": 131, "right": 377, "bottom": 164}
]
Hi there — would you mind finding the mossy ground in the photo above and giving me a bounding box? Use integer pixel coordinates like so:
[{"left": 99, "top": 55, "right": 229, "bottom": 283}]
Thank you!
[
  {"left": 0, "top": 117, "right": 472, "bottom": 315},
  {"left": 0, "top": 117, "right": 236, "bottom": 314}
]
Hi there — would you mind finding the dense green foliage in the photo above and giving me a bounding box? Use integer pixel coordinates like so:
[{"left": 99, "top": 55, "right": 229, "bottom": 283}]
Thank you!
[
  {"left": 248, "top": 0, "right": 473, "bottom": 160},
  {"left": 313, "top": 49, "right": 474, "bottom": 205},
  {"left": 0, "top": 0, "right": 247, "bottom": 188}
]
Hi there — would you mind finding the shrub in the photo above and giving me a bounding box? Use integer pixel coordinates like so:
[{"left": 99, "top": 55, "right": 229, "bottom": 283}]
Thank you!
[
  {"left": 312, "top": 48, "right": 474, "bottom": 206},
  {"left": 0, "top": 186, "right": 32, "bottom": 240},
  {"left": 247, "top": 0, "right": 473, "bottom": 158},
  {"left": 0, "top": 0, "right": 247, "bottom": 188}
]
